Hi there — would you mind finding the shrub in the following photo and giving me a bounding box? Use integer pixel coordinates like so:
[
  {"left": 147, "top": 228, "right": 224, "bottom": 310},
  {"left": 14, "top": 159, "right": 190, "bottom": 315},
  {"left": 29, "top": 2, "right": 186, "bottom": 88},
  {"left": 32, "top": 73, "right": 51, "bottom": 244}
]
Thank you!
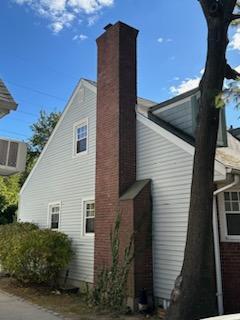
[
  {"left": 0, "top": 223, "right": 73, "bottom": 284},
  {"left": 89, "top": 214, "right": 134, "bottom": 312}
]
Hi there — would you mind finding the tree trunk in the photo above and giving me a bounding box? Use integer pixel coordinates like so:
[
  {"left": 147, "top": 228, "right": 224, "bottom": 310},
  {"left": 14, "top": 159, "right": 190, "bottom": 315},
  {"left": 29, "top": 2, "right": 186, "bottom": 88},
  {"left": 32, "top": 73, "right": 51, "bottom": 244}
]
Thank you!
[{"left": 166, "top": 1, "right": 237, "bottom": 319}]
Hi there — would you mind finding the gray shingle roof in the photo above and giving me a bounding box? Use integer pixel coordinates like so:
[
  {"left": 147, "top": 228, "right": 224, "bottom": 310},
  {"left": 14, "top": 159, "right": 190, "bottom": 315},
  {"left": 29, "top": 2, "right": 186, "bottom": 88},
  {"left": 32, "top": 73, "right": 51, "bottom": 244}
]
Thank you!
[{"left": 0, "top": 79, "right": 18, "bottom": 110}]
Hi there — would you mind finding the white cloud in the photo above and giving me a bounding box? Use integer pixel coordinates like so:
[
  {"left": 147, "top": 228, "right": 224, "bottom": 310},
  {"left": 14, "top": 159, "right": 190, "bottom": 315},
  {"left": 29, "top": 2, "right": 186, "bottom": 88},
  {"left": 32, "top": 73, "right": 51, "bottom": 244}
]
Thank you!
[
  {"left": 13, "top": 0, "right": 114, "bottom": 33},
  {"left": 229, "top": 28, "right": 240, "bottom": 51},
  {"left": 236, "top": 65, "right": 240, "bottom": 73},
  {"left": 52, "top": 21, "right": 64, "bottom": 32},
  {"left": 87, "top": 14, "right": 98, "bottom": 26},
  {"left": 170, "top": 68, "right": 204, "bottom": 95},
  {"left": 73, "top": 33, "right": 88, "bottom": 41},
  {"left": 170, "top": 78, "right": 200, "bottom": 95},
  {"left": 157, "top": 37, "right": 172, "bottom": 44}
]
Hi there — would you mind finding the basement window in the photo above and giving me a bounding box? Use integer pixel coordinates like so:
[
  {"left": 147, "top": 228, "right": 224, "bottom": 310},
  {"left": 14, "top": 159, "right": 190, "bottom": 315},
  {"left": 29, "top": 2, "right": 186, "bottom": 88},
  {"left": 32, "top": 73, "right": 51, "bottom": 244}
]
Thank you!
[
  {"left": 48, "top": 202, "right": 61, "bottom": 230},
  {"left": 74, "top": 119, "right": 88, "bottom": 155},
  {"left": 224, "top": 192, "right": 240, "bottom": 236},
  {"left": 83, "top": 200, "right": 95, "bottom": 235}
]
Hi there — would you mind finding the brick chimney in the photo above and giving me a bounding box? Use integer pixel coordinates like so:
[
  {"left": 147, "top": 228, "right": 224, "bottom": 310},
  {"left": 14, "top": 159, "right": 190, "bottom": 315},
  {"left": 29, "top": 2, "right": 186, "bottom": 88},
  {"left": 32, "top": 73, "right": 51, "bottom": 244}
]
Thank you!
[{"left": 94, "top": 21, "right": 152, "bottom": 307}]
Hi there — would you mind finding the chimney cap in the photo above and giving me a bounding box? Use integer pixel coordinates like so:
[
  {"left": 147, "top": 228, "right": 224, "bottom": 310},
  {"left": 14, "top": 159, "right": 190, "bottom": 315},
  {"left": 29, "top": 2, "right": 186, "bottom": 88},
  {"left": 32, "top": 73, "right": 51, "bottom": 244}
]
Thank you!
[{"left": 104, "top": 23, "right": 113, "bottom": 31}]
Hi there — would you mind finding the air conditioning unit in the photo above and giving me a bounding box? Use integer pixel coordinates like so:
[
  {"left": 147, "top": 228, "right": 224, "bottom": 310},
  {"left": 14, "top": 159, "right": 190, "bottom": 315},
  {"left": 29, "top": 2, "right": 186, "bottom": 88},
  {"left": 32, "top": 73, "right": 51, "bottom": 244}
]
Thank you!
[{"left": 0, "top": 137, "right": 27, "bottom": 176}]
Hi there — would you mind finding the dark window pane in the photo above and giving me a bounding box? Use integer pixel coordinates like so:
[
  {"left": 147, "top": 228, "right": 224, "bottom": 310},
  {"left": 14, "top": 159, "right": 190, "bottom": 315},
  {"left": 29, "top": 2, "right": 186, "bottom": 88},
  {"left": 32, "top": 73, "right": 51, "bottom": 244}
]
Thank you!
[
  {"left": 232, "top": 192, "right": 238, "bottom": 201},
  {"left": 225, "top": 201, "right": 231, "bottom": 211},
  {"left": 0, "top": 139, "right": 8, "bottom": 166},
  {"left": 51, "top": 221, "right": 59, "bottom": 229},
  {"left": 77, "top": 138, "right": 87, "bottom": 153},
  {"left": 232, "top": 202, "right": 239, "bottom": 211},
  {"left": 51, "top": 213, "right": 59, "bottom": 229},
  {"left": 226, "top": 214, "right": 240, "bottom": 235},
  {"left": 86, "top": 218, "right": 94, "bottom": 233},
  {"left": 8, "top": 142, "right": 18, "bottom": 167},
  {"left": 224, "top": 192, "right": 230, "bottom": 201}
]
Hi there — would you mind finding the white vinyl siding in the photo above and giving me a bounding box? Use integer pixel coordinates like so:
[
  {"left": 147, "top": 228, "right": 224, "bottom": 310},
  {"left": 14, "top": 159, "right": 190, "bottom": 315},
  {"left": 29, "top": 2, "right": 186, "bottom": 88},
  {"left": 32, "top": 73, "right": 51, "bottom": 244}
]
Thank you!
[
  {"left": 154, "top": 100, "right": 194, "bottom": 136},
  {"left": 136, "top": 119, "right": 192, "bottom": 300},
  {"left": 153, "top": 94, "right": 227, "bottom": 147},
  {"left": 18, "top": 81, "right": 96, "bottom": 284},
  {"left": 136, "top": 117, "right": 225, "bottom": 301}
]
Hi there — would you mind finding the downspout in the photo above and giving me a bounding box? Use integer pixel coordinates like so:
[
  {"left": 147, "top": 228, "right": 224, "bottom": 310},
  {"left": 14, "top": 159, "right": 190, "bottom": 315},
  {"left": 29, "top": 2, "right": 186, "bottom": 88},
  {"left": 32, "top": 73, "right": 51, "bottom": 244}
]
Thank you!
[{"left": 213, "top": 174, "right": 240, "bottom": 315}]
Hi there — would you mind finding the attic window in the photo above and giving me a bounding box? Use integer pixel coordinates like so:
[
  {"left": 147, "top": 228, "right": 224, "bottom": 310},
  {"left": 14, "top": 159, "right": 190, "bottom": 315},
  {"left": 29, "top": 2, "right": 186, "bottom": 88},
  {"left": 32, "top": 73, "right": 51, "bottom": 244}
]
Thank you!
[{"left": 74, "top": 119, "right": 88, "bottom": 155}]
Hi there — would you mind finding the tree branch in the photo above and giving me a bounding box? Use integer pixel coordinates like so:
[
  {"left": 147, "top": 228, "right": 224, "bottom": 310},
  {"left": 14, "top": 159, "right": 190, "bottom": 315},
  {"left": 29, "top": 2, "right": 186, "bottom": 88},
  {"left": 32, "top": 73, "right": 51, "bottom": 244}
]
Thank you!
[
  {"left": 225, "top": 64, "right": 240, "bottom": 80},
  {"left": 231, "top": 13, "right": 240, "bottom": 21},
  {"left": 199, "top": 0, "right": 238, "bottom": 21}
]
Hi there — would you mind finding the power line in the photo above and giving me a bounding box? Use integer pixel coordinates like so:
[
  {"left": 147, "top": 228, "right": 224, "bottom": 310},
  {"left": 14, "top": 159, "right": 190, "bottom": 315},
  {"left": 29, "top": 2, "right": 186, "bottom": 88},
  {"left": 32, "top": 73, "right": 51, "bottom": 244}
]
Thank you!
[
  {"left": 18, "top": 97, "right": 63, "bottom": 109},
  {"left": 16, "top": 110, "right": 39, "bottom": 117},
  {"left": 4, "top": 79, "right": 66, "bottom": 102},
  {"left": 3, "top": 116, "right": 33, "bottom": 124},
  {"left": 0, "top": 48, "right": 80, "bottom": 81},
  {"left": 0, "top": 129, "right": 29, "bottom": 139}
]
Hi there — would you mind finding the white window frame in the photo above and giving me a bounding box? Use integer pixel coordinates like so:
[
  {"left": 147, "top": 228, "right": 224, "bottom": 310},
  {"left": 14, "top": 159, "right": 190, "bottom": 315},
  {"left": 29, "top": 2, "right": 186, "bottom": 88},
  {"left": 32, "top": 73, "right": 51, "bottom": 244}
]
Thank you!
[
  {"left": 73, "top": 118, "right": 88, "bottom": 157},
  {"left": 48, "top": 201, "right": 61, "bottom": 230},
  {"left": 219, "top": 190, "right": 240, "bottom": 242},
  {"left": 82, "top": 198, "right": 95, "bottom": 237}
]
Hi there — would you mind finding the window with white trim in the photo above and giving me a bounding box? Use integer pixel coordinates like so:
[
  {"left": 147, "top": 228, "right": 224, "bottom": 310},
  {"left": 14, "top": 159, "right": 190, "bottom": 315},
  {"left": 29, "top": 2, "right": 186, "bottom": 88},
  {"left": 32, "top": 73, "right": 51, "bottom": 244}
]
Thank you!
[
  {"left": 49, "top": 203, "right": 60, "bottom": 230},
  {"left": 83, "top": 201, "right": 95, "bottom": 235},
  {"left": 224, "top": 192, "right": 240, "bottom": 236},
  {"left": 75, "top": 121, "right": 88, "bottom": 154}
]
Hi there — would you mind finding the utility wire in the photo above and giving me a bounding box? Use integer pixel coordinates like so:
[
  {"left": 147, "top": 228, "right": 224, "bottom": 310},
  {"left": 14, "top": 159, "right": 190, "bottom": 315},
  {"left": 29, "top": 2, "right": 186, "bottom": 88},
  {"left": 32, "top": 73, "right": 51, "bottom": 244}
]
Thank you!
[
  {"left": 4, "top": 79, "right": 66, "bottom": 102},
  {"left": 0, "top": 129, "right": 29, "bottom": 139},
  {"left": 3, "top": 116, "right": 32, "bottom": 124},
  {"left": 0, "top": 48, "right": 80, "bottom": 81}
]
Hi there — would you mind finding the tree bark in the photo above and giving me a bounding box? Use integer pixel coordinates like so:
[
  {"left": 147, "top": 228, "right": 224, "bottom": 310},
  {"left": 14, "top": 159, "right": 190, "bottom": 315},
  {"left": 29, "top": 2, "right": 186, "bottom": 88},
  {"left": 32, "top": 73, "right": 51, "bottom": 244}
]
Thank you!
[{"left": 165, "top": 1, "right": 237, "bottom": 319}]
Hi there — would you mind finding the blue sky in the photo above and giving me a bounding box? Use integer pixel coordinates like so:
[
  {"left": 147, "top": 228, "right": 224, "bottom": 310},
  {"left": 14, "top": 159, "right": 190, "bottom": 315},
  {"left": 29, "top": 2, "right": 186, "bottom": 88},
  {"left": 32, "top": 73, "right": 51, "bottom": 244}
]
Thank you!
[{"left": 1, "top": 0, "right": 240, "bottom": 141}]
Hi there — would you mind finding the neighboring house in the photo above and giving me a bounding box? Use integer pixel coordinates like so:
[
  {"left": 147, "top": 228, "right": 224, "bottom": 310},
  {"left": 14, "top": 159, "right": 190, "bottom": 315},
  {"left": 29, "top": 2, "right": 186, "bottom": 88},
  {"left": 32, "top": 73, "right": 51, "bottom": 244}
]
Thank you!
[
  {"left": 0, "top": 79, "right": 27, "bottom": 176},
  {"left": 18, "top": 22, "right": 240, "bottom": 315}
]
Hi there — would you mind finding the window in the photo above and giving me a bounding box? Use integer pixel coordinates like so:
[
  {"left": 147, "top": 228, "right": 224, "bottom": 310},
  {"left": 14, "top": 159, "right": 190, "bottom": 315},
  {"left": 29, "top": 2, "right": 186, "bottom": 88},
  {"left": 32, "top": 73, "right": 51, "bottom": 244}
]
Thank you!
[
  {"left": 224, "top": 192, "right": 240, "bottom": 236},
  {"left": 48, "top": 203, "right": 61, "bottom": 230},
  {"left": 83, "top": 201, "right": 95, "bottom": 235},
  {"left": 74, "top": 120, "right": 88, "bottom": 155}
]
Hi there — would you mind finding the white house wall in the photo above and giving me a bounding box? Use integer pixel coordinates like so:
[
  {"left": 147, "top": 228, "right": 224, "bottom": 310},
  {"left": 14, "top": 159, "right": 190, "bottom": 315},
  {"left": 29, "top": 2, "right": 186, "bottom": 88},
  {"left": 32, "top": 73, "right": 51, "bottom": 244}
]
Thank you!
[
  {"left": 18, "top": 81, "right": 96, "bottom": 283},
  {"left": 136, "top": 117, "right": 225, "bottom": 301}
]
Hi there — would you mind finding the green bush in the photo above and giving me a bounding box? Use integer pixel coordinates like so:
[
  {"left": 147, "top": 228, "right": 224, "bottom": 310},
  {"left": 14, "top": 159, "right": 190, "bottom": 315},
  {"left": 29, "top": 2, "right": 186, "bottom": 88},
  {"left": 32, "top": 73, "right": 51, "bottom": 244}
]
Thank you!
[
  {"left": 90, "top": 214, "right": 134, "bottom": 312},
  {"left": 0, "top": 223, "right": 73, "bottom": 284}
]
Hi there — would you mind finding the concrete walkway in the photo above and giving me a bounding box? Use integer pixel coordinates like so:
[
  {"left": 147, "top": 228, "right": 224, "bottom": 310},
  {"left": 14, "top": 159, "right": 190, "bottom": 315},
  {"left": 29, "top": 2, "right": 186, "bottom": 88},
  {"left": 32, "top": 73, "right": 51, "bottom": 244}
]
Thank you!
[{"left": 0, "top": 290, "right": 64, "bottom": 320}]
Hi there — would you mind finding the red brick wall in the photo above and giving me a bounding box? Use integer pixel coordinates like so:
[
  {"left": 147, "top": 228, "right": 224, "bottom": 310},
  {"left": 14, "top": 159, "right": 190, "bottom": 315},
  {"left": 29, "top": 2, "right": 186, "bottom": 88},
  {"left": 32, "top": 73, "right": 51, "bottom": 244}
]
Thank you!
[
  {"left": 133, "top": 181, "right": 153, "bottom": 297},
  {"left": 94, "top": 22, "right": 152, "bottom": 305},
  {"left": 221, "top": 242, "right": 240, "bottom": 313},
  {"left": 119, "top": 181, "right": 153, "bottom": 301},
  {"left": 94, "top": 22, "right": 138, "bottom": 270}
]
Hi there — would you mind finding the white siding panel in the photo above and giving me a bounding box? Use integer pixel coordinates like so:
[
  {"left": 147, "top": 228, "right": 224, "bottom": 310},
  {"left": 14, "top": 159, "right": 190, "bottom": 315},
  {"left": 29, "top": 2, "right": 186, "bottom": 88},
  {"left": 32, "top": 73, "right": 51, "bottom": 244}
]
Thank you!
[
  {"left": 136, "top": 119, "right": 192, "bottom": 301},
  {"left": 137, "top": 118, "right": 225, "bottom": 300},
  {"left": 19, "top": 82, "right": 96, "bottom": 283},
  {"left": 155, "top": 101, "right": 194, "bottom": 136}
]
